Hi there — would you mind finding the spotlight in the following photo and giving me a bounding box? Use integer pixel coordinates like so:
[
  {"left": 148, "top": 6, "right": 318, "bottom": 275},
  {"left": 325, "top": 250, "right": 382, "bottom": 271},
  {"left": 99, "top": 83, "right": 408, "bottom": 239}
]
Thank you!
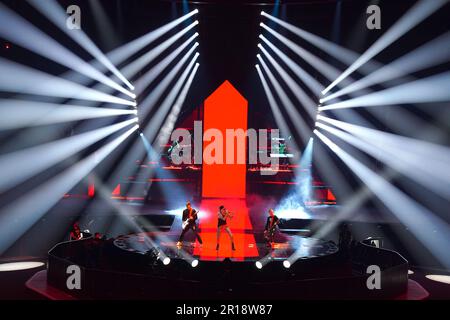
[
  {"left": 162, "top": 257, "right": 171, "bottom": 265},
  {"left": 255, "top": 261, "right": 263, "bottom": 269},
  {"left": 134, "top": 117, "right": 139, "bottom": 122},
  {"left": 191, "top": 259, "right": 199, "bottom": 268},
  {"left": 139, "top": 133, "right": 143, "bottom": 137},
  {"left": 0, "top": 261, "right": 45, "bottom": 272},
  {"left": 132, "top": 101, "right": 137, "bottom": 107},
  {"left": 259, "top": 22, "right": 263, "bottom": 27},
  {"left": 255, "top": 64, "right": 259, "bottom": 68},
  {"left": 257, "top": 54, "right": 261, "bottom": 58},
  {"left": 193, "top": 9, "right": 199, "bottom": 14},
  {"left": 257, "top": 43, "right": 262, "bottom": 48},
  {"left": 195, "top": 41, "right": 199, "bottom": 46},
  {"left": 319, "top": 98, "right": 324, "bottom": 104},
  {"left": 283, "top": 260, "right": 291, "bottom": 268},
  {"left": 195, "top": 20, "right": 199, "bottom": 25},
  {"left": 261, "top": 11, "right": 265, "bottom": 16},
  {"left": 425, "top": 275, "right": 450, "bottom": 284},
  {"left": 258, "top": 34, "right": 263, "bottom": 39},
  {"left": 130, "top": 93, "right": 136, "bottom": 99},
  {"left": 133, "top": 110, "right": 138, "bottom": 115},
  {"left": 195, "top": 63, "right": 200, "bottom": 67}
]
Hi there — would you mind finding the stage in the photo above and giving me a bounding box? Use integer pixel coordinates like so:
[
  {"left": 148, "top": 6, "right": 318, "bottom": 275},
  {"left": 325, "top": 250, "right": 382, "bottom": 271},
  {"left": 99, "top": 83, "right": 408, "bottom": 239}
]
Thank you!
[
  {"left": 114, "top": 232, "right": 339, "bottom": 262},
  {"left": 0, "top": 0, "right": 449, "bottom": 303}
]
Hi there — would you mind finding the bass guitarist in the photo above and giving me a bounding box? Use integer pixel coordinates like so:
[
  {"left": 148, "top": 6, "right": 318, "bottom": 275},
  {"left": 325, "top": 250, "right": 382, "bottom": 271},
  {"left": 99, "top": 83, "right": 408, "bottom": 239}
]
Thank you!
[{"left": 264, "top": 209, "right": 280, "bottom": 247}]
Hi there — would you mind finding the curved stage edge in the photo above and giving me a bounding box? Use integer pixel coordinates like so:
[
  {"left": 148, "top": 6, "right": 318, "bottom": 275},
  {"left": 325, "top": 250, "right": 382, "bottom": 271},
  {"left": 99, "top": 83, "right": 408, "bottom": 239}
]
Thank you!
[{"left": 45, "top": 231, "right": 409, "bottom": 299}]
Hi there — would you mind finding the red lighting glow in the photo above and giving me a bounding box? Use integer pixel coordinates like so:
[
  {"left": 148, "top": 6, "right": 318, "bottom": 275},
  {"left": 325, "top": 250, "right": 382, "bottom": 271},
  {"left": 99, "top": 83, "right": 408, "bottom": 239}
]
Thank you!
[{"left": 202, "top": 81, "right": 248, "bottom": 198}]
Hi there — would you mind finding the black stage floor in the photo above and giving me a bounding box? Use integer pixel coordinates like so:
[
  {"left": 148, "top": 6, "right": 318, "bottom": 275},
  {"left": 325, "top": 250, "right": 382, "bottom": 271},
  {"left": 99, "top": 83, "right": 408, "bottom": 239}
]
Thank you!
[{"left": 114, "top": 231, "right": 339, "bottom": 262}]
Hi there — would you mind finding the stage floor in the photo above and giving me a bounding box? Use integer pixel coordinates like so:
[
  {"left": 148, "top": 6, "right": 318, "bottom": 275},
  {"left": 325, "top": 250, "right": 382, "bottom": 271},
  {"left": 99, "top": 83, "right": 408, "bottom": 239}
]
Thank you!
[{"left": 114, "top": 231, "right": 338, "bottom": 262}]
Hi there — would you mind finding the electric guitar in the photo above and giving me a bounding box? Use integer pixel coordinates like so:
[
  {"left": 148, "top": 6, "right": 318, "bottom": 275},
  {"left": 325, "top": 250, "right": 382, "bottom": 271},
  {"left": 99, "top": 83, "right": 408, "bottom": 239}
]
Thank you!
[
  {"left": 182, "top": 210, "right": 198, "bottom": 229},
  {"left": 264, "top": 219, "right": 281, "bottom": 241}
]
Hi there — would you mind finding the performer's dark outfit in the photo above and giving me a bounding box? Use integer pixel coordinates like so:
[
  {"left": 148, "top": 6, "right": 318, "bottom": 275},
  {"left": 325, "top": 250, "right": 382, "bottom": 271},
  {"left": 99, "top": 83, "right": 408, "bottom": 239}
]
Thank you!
[
  {"left": 216, "top": 207, "right": 235, "bottom": 251},
  {"left": 264, "top": 215, "right": 279, "bottom": 243},
  {"left": 178, "top": 208, "right": 203, "bottom": 244}
]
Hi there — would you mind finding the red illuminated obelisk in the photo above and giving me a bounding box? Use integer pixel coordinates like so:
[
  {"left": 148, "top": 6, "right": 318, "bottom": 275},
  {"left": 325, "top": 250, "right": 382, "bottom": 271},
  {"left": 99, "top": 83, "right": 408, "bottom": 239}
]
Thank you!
[{"left": 202, "top": 81, "right": 248, "bottom": 198}]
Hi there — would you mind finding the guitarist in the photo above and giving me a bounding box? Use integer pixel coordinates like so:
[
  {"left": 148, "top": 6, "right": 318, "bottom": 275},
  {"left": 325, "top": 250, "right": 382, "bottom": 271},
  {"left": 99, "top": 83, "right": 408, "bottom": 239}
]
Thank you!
[
  {"left": 177, "top": 201, "right": 203, "bottom": 247},
  {"left": 264, "top": 209, "right": 280, "bottom": 247}
]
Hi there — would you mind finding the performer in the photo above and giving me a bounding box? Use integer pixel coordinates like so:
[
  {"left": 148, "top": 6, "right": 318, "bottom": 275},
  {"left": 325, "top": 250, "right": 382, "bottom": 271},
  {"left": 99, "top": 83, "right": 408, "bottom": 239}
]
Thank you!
[
  {"left": 177, "top": 201, "right": 203, "bottom": 247},
  {"left": 216, "top": 205, "right": 235, "bottom": 251},
  {"left": 69, "top": 222, "right": 83, "bottom": 241},
  {"left": 264, "top": 209, "right": 280, "bottom": 247}
]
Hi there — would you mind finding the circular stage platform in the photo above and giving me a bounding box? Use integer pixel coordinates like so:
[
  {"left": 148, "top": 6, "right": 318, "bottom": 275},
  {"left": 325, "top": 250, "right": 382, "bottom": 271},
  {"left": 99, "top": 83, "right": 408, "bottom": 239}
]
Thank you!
[
  {"left": 46, "top": 234, "right": 409, "bottom": 299},
  {"left": 113, "top": 232, "right": 339, "bottom": 262}
]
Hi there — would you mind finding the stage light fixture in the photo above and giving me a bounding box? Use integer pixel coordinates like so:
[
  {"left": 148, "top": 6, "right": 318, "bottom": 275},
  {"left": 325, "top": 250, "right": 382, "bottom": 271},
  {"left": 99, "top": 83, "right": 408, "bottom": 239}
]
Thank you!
[
  {"left": 258, "top": 54, "right": 306, "bottom": 146},
  {"left": 133, "top": 35, "right": 198, "bottom": 95},
  {"left": 163, "top": 257, "right": 171, "bottom": 265},
  {"left": 0, "top": 3, "right": 136, "bottom": 99},
  {"left": 425, "top": 275, "right": 450, "bottom": 284},
  {"left": 0, "top": 118, "right": 136, "bottom": 192},
  {"left": 0, "top": 261, "right": 45, "bottom": 272},
  {"left": 259, "top": 34, "right": 323, "bottom": 96},
  {"left": 319, "top": 71, "right": 450, "bottom": 111},
  {"left": 313, "top": 128, "right": 450, "bottom": 268},
  {"left": 283, "top": 260, "right": 291, "bottom": 269},
  {"left": 191, "top": 259, "right": 199, "bottom": 268},
  {"left": 0, "top": 58, "right": 135, "bottom": 106},
  {"left": 127, "top": 54, "right": 200, "bottom": 195},
  {"left": 256, "top": 60, "right": 298, "bottom": 151},
  {"left": 257, "top": 54, "right": 261, "bottom": 58},
  {"left": 321, "top": 0, "right": 447, "bottom": 95},
  {"left": 261, "top": 11, "right": 266, "bottom": 16},
  {"left": 139, "top": 133, "right": 144, "bottom": 137},
  {"left": 195, "top": 20, "right": 199, "bottom": 25},
  {"left": 123, "top": 21, "right": 198, "bottom": 82},
  {"left": 255, "top": 261, "right": 263, "bottom": 269},
  {"left": 259, "top": 43, "right": 317, "bottom": 119},
  {"left": 0, "top": 124, "right": 138, "bottom": 254}
]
